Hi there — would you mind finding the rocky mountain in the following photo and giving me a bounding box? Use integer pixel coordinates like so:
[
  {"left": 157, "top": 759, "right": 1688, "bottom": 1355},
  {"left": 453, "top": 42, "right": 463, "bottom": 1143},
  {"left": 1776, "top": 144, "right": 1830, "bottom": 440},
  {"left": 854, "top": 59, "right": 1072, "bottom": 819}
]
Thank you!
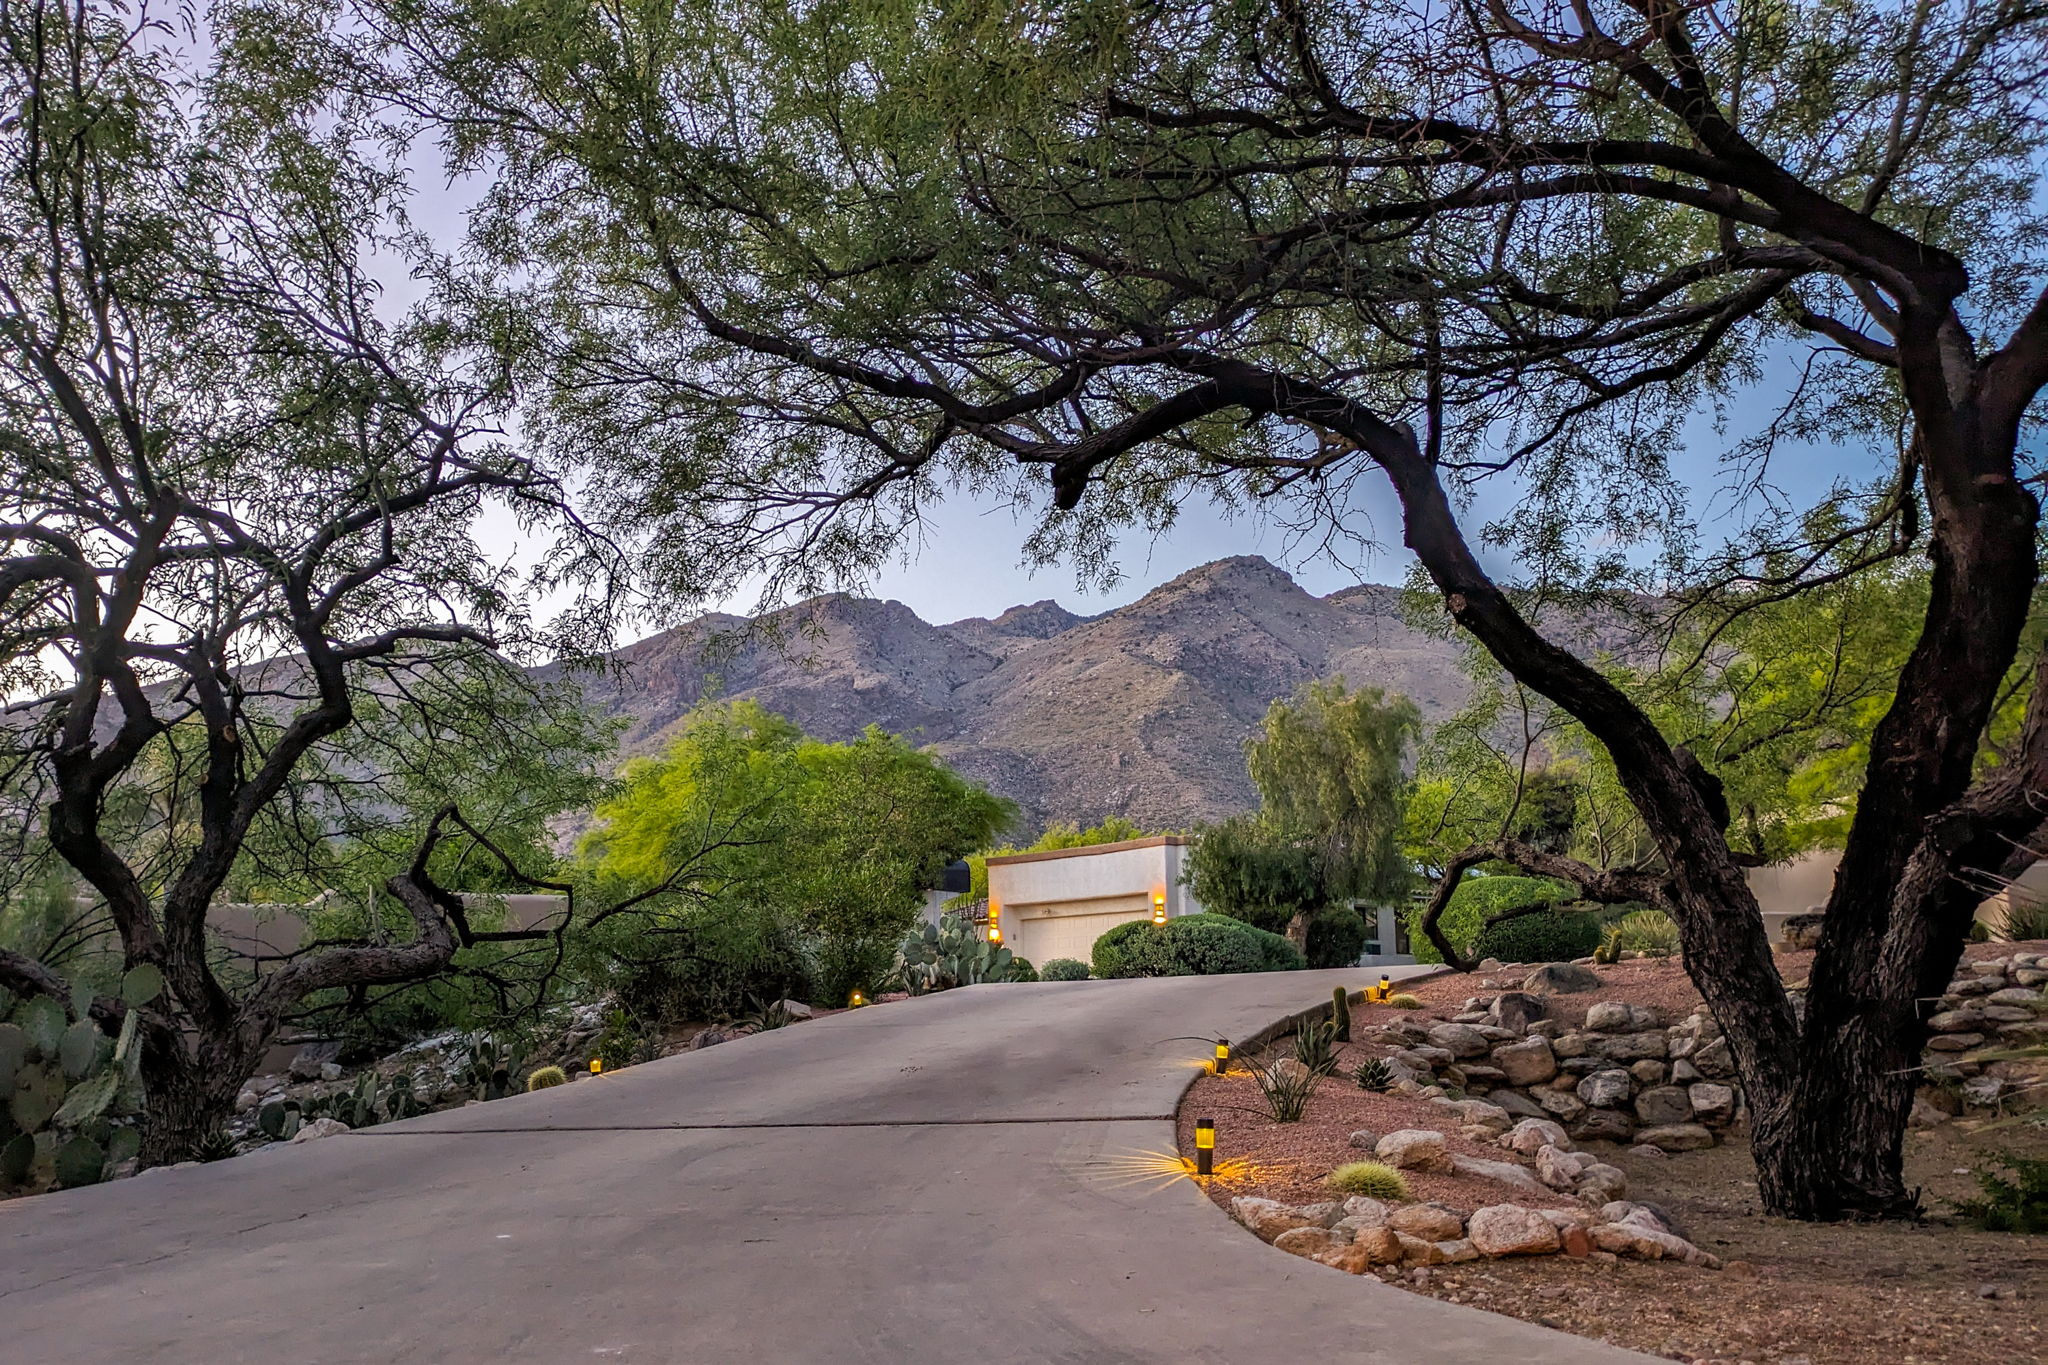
[{"left": 558, "top": 556, "right": 1489, "bottom": 830}]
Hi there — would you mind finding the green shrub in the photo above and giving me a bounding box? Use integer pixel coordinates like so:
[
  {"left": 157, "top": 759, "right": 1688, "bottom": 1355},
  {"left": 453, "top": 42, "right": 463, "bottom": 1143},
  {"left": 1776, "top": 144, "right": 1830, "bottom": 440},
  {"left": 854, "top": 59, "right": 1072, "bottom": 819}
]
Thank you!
[
  {"left": 1242, "top": 1052, "right": 1322, "bottom": 1121},
  {"left": 1007, "top": 957, "right": 1039, "bottom": 982},
  {"left": 526, "top": 1065, "right": 568, "bottom": 1091},
  {"left": 1041, "top": 958, "right": 1090, "bottom": 981},
  {"left": 1305, "top": 906, "right": 1368, "bottom": 968},
  {"left": 1293, "top": 1020, "right": 1339, "bottom": 1076},
  {"left": 1996, "top": 897, "right": 2048, "bottom": 942},
  {"left": 1952, "top": 1154, "right": 2048, "bottom": 1233},
  {"left": 1325, "top": 1161, "right": 1411, "bottom": 1199},
  {"left": 1471, "top": 907, "right": 1605, "bottom": 965},
  {"left": 1600, "top": 909, "right": 1681, "bottom": 959},
  {"left": 1091, "top": 913, "right": 1306, "bottom": 979},
  {"left": 1407, "top": 875, "right": 1569, "bottom": 964}
]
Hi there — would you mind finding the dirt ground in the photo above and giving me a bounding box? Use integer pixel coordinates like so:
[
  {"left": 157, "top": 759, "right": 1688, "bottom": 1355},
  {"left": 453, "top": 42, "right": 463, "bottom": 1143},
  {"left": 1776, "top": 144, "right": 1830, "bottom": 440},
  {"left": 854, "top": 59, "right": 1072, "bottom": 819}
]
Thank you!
[{"left": 1176, "top": 949, "right": 2048, "bottom": 1365}]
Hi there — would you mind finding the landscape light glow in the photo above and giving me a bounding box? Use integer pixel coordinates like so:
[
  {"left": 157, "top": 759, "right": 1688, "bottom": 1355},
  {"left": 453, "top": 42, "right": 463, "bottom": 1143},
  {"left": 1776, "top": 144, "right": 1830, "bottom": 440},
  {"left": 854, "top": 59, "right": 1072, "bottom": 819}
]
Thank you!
[
  {"left": 1152, "top": 891, "right": 1167, "bottom": 925},
  {"left": 1194, "top": 1118, "right": 1215, "bottom": 1176},
  {"left": 589, "top": 1058, "right": 602, "bottom": 1076}
]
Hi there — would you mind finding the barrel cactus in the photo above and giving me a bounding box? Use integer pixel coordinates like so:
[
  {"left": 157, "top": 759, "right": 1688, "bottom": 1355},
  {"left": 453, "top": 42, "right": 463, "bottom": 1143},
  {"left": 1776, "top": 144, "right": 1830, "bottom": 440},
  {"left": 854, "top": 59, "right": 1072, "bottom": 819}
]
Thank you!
[{"left": 525, "top": 1065, "right": 568, "bottom": 1091}]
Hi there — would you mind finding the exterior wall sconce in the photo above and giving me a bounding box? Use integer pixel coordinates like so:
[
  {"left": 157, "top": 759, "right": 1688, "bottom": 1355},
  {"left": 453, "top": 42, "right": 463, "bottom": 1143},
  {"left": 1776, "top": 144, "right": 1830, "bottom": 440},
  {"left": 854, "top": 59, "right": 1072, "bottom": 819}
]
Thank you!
[
  {"left": 1213, "top": 1039, "right": 1230, "bottom": 1075},
  {"left": 1194, "top": 1118, "right": 1215, "bottom": 1176},
  {"left": 988, "top": 922, "right": 1003, "bottom": 944},
  {"left": 1152, "top": 891, "right": 1167, "bottom": 925}
]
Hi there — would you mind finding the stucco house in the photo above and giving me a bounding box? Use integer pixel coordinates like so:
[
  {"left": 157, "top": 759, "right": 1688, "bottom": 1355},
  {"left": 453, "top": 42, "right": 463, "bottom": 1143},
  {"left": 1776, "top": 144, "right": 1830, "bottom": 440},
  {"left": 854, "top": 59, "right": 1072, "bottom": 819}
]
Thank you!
[{"left": 984, "top": 836, "right": 1204, "bottom": 965}]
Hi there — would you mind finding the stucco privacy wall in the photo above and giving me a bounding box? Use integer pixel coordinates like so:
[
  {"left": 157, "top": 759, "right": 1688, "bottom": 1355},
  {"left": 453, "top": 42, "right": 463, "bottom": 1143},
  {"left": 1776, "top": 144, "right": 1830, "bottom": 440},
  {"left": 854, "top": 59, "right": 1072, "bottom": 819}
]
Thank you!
[{"left": 985, "top": 836, "right": 1204, "bottom": 966}]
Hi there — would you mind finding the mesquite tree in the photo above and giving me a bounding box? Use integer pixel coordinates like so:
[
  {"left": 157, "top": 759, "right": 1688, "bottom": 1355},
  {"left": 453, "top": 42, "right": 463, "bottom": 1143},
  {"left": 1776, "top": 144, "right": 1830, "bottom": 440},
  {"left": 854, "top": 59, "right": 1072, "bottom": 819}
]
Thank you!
[
  {"left": 0, "top": 2, "right": 619, "bottom": 1160},
  {"left": 324, "top": 0, "right": 2048, "bottom": 1217}
]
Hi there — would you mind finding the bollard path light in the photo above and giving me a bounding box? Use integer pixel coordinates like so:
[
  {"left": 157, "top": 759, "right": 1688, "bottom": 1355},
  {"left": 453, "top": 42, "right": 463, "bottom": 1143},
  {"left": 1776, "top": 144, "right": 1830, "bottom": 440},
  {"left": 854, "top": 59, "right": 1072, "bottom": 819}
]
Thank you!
[
  {"left": 849, "top": 989, "right": 866, "bottom": 1008},
  {"left": 589, "top": 1057, "right": 603, "bottom": 1077},
  {"left": 1194, "top": 1118, "right": 1215, "bottom": 1177},
  {"left": 1213, "top": 1039, "right": 1230, "bottom": 1075}
]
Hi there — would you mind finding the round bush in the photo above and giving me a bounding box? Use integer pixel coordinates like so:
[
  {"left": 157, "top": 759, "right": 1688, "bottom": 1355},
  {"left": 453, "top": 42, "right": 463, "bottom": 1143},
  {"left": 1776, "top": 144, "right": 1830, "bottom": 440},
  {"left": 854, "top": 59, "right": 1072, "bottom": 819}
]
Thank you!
[
  {"left": 1407, "top": 875, "right": 1570, "bottom": 963},
  {"left": 1305, "top": 905, "right": 1367, "bottom": 969},
  {"left": 1324, "top": 1161, "right": 1411, "bottom": 1200},
  {"left": 1471, "top": 907, "right": 1604, "bottom": 965},
  {"left": 1041, "top": 958, "right": 1090, "bottom": 981},
  {"left": 1091, "top": 913, "right": 1307, "bottom": 979},
  {"left": 1006, "top": 957, "right": 1039, "bottom": 982}
]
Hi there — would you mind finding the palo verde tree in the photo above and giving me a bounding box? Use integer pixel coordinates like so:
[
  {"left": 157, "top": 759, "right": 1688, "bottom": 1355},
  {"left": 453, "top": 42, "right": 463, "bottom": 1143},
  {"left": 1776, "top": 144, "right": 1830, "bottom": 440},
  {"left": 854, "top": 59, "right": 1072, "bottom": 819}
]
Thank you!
[
  {"left": 323, "top": 0, "right": 2048, "bottom": 1218},
  {"left": 0, "top": 1, "right": 621, "bottom": 1161}
]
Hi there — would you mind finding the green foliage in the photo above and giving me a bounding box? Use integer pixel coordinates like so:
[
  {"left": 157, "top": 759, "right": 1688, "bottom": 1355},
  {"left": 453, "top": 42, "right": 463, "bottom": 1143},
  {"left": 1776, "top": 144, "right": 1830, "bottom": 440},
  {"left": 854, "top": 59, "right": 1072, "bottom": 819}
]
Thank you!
[
  {"left": 580, "top": 700, "right": 1013, "bottom": 1016},
  {"left": 1307, "top": 906, "right": 1368, "bottom": 970},
  {"left": 896, "top": 913, "right": 1022, "bottom": 993},
  {"left": 525, "top": 1065, "right": 568, "bottom": 1091},
  {"left": 1994, "top": 898, "right": 2048, "bottom": 942},
  {"left": 1090, "top": 913, "right": 1304, "bottom": 979},
  {"left": 1293, "top": 1020, "right": 1339, "bottom": 1077},
  {"left": 1352, "top": 1058, "right": 1394, "bottom": 1092},
  {"left": 1601, "top": 910, "right": 1682, "bottom": 959},
  {"left": 1407, "top": 875, "right": 1570, "bottom": 964},
  {"left": 1472, "top": 907, "right": 1606, "bottom": 965},
  {"left": 0, "top": 977, "right": 144, "bottom": 1189},
  {"left": 1325, "top": 1162, "right": 1411, "bottom": 1200},
  {"left": 1041, "top": 958, "right": 1090, "bottom": 981},
  {"left": 193, "top": 1129, "right": 239, "bottom": 1163},
  {"left": 1006, "top": 957, "right": 1038, "bottom": 983},
  {"left": 1240, "top": 1052, "right": 1322, "bottom": 1123},
  {"left": 1330, "top": 987, "right": 1351, "bottom": 1043},
  {"left": 1951, "top": 1154, "right": 2048, "bottom": 1233}
]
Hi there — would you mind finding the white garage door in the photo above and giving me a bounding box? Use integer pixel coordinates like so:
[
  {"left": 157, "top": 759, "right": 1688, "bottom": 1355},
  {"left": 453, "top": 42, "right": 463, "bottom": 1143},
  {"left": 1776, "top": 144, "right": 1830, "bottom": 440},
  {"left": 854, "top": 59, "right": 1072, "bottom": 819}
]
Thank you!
[{"left": 1022, "top": 908, "right": 1147, "bottom": 966}]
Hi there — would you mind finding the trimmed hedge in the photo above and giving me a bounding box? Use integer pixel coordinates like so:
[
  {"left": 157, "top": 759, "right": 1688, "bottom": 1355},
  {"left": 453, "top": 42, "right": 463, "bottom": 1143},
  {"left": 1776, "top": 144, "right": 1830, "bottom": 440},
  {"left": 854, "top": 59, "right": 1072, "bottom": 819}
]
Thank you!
[
  {"left": 1407, "top": 875, "right": 1570, "bottom": 964},
  {"left": 1471, "top": 907, "right": 1604, "bottom": 964},
  {"left": 1041, "top": 958, "right": 1090, "bottom": 981},
  {"left": 1091, "top": 913, "right": 1307, "bottom": 979}
]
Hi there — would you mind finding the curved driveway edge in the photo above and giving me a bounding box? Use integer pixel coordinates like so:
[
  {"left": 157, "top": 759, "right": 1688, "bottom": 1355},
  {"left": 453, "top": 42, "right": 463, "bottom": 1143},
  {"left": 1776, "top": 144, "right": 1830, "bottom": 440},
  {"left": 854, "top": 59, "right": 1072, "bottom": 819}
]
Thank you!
[{"left": 0, "top": 968, "right": 1654, "bottom": 1363}]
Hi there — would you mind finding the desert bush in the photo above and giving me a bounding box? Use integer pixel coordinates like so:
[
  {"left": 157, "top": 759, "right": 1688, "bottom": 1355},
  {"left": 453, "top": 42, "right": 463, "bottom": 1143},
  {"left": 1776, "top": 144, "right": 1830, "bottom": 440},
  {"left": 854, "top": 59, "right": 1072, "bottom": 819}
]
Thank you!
[
  {"left": 1241, "top": 1052, "right": 1322, "bottom": 1122},
  {"left": 1599, "top": 909, "right": 1682, "bottom": 960},
  {"left": 1995, "top": 898, "right": 2048, "bottom": 942},
  {"left": 1472, "top": 906, "right": 1605, "bottom": 965},
  {"left": 1305, "top": 905, "right": 1368, "bottom": 968},
  {"left": 1006, "top": 958, "right": 1039, "bottom": 982},
  {"left": 1952, "top": 1153, "right": 2048, "bottom": 1233},
  {"left": 1325, "top": 1161, "right": 1411, "bottom": 1199},
  {"left": 1041, "top": 958, "right": 1090, "bottom": 981}
]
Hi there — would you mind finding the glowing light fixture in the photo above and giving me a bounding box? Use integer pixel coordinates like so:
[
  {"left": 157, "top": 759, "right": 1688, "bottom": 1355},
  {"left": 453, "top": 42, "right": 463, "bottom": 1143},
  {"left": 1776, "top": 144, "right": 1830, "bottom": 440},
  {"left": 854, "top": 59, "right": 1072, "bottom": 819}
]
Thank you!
[
  {"left": 1378, "top": 973, "right": 1391, "bottom": 1001},
  {"left": 589, "top": 1058, "right": 603, "bottom": 1077},
  {"left": 1194, "top": 1118, "right": 1215, "bottom": 1176},
  {"left": 1151, "top": 891, "right": 1168, "bottom": 925},
  {"left": 849, "top": 989, "right": 866, "bottom": 1008},
  {"left": 988, "top": 923, "right": 1003, "bottom": 944},
  {"left": 1213, "top": 1039, "right": 1230, "bottom": 1075}
]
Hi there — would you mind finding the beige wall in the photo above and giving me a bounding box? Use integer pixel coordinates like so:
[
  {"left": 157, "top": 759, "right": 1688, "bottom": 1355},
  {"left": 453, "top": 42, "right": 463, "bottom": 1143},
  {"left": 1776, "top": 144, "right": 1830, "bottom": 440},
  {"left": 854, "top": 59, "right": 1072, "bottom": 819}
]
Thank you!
[
  {"left": 1748, "top": 851, "right": 2042, "bottom": 934},
  {"left": 985, "top": 837, "right": 1203, "bottom": 966}
]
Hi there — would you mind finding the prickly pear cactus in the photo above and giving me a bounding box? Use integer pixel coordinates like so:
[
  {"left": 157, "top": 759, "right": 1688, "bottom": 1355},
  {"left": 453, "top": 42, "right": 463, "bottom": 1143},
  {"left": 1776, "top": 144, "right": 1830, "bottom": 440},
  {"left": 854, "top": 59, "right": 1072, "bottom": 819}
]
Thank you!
[
  {"left": 0, "top": 964, "right": 160, "bottom": 1193},
  {"left": 896, "top": 914, "right": 1023, "bottom": 994}
]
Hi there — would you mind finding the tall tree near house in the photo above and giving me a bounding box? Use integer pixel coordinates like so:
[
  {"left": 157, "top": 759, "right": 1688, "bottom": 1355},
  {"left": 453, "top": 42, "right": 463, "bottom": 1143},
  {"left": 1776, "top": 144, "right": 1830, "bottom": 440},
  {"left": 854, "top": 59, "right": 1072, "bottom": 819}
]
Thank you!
[
  {"left": 1189, "top": 680, "right": 1418, "bottom": 949},
  {"left": 0, "top": 1, "right": 619, "bottom": 1161},
  {"left": 328, "top": 0, "right": 2048, "bottom": 1217}
]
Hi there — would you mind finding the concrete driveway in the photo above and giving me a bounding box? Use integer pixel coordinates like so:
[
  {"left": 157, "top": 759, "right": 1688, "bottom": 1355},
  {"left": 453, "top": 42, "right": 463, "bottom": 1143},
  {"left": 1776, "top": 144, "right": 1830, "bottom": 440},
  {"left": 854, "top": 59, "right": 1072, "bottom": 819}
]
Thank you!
[{"left": 0, "top": 968, "right": 1650, "bottom": 1363}]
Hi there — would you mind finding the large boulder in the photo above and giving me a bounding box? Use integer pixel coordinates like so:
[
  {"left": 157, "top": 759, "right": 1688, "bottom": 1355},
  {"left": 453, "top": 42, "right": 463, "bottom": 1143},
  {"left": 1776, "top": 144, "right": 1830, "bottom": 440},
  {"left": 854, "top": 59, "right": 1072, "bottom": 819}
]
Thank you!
[
  {"left": 1231, "top": 1196, "right": 1320, "bottom": 1242},
  {"left": 1536, "top": 1143, "right": 1595, "bottom": 1191},
  {"left": 1319, "top": 1226, "right": 1402, "bottom": 1271},
  {"left": 1574, "top": 1162, "right": 1629, "bottom": 1205},
  {"left": 288, "top": 1116, "right": 351, "bottom": 1144},
  {"left": 1692, "top": 1036, "right": 1737, "bottom": 1077},
  {"left": 1387, "top": 1202, "right": 1467, "bottom": 1242},
  {"left": 287, "top": 1040, "right": 342, "bottom": 1082},
  {"left": 1550, "top": 1031, "right": 1594, "bottom": 1059},
  {"left": 1491, "top": 1089, "right": 1550, "bottom": 1120},
  {"left": 1466, "top": 1204, "right": 1563, "bottom": 1257},
  {"left": 1523, "top": 963, "right": 1601, "bottom": 995},
  {"left": 1633, "top": 1085, "right": 1695, "bottom": 1126},
  {"left": 1537, "top": 1090, "right": 1587, "bottom": 1123},
  {"left": 1501, "top": 1117, "right": 1571, "bottom": 1155},
  {"left": 1584, "top": 1001, "right": 1634, "bottom": 1032},
  {"left": 1576, "top": 1069, "right": 1633, "bottom": 1109},
  {"left": 1570, "top": 1108, "right": 1637, "bottom": 1143},
  {"left": 1272, "top": 1226, "right": 1343, "bottom": 1260},
  {"left": 1432, "top": 1097, "right": 1511, "bottom": 1131},
  {"left": 1687, "top": 1082, "right": 1738, "bottom": 1126},
  {"left": 1597, "top": 1031, "right": 1669, "bottom": 1062},
  {"left": 1376, "top": 1129, "right": 1452, "bottom": 1172},
  {"left": 1490, "top": 991, "right": 1548, "bottom": 1032},
  {"left": 1426, "top": 1023, "right": 1492, "bottom": 1059},
  {"left": 1450, "top": 1153, "right": 1550, "bottom": 1196},
  {"left": 1492, "top": 1036, "right": 1559, "bottom": 1087},
  {"left": 1634, "top": 1122, "right": 1716, "bottom": 1152}
]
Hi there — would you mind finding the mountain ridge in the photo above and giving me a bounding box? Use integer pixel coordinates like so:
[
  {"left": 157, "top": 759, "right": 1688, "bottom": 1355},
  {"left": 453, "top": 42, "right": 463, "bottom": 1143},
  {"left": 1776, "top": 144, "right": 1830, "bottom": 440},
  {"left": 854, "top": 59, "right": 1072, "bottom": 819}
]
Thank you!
[{"left": 554, "top": 556, "right": 1478, "bottom": 830}]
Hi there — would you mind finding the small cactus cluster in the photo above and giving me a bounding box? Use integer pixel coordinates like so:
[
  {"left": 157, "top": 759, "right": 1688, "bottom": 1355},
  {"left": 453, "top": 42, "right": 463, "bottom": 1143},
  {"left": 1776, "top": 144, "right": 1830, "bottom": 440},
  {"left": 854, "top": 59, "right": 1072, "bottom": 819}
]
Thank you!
[
  {"left": 1, "top": 964, "right": 162, "bottom": 1192},
  {"left": 525, "top": 1065, "right": 568, "bottom": 1091},
  {"left": 1330, "top": 986, "right": 1352, "bottom": 1042},
  {"left": 1324, "top": 1161, "right": 1411, "bottom": 1200},
  {"left": 255, "top": 1067, "right": 425, "bottom": 1141},
  {"left": 460, "top": 1034, "right": 530, "bottom": 1101},
  {"left": 896, "top": 913, "right": 1022, "bottom": 995}
]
